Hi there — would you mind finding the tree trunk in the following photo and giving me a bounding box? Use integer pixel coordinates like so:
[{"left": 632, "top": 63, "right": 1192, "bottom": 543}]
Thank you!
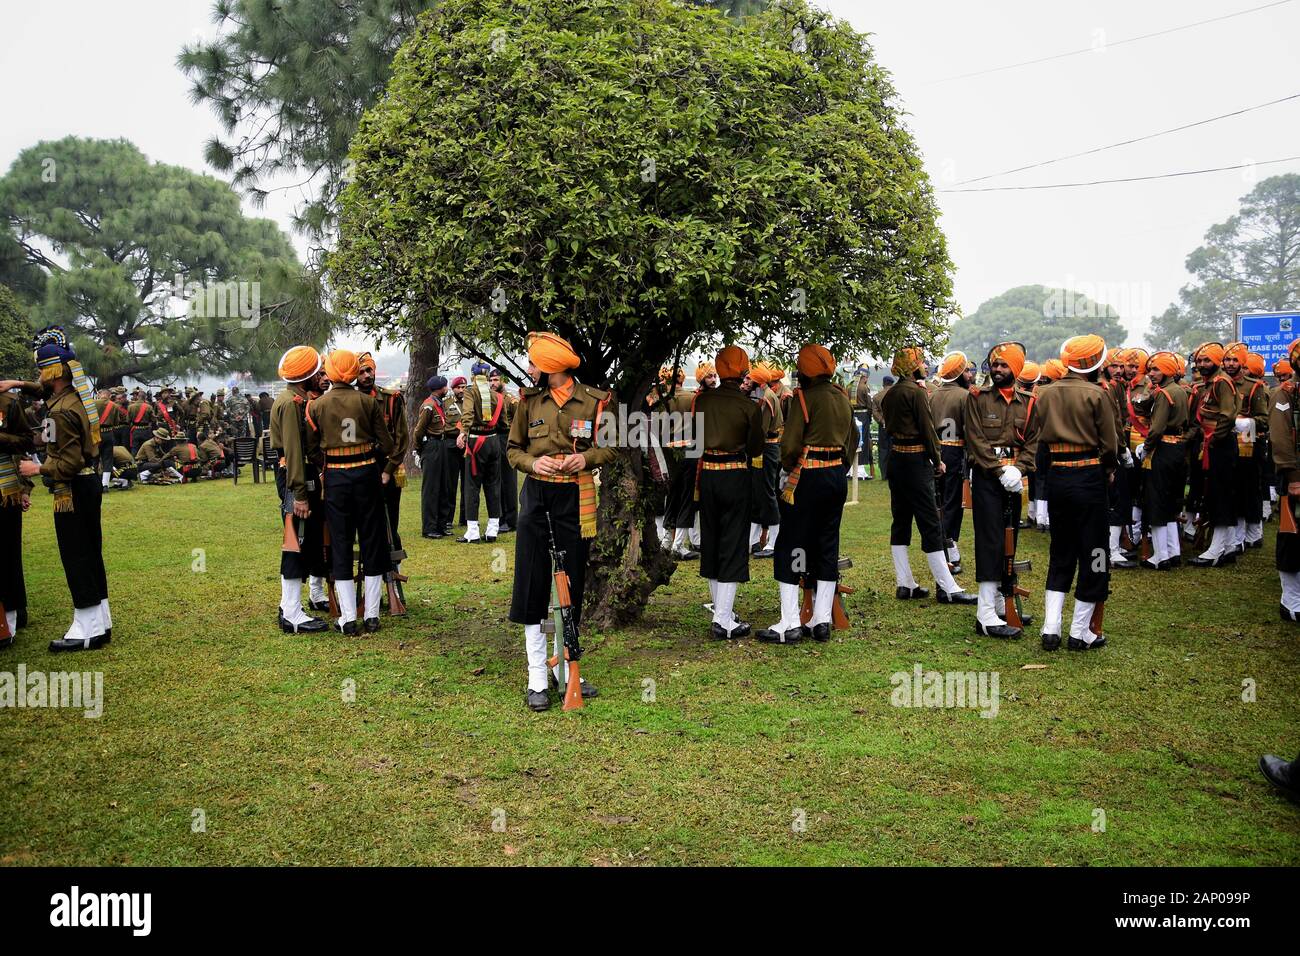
[
  {"left": 403, "top": 324, "right": 441, "bottom": 475},
  {"left": 585, "top": 446, "right": 679, "bottom": 629}
]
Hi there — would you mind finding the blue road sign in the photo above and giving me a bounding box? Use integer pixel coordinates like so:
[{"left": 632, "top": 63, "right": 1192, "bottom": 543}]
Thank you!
[{"left": 1236, "top": 310, "right": 1300, "bottom": 374}]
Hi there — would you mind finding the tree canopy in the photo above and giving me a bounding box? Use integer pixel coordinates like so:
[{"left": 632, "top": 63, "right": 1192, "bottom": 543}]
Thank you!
[
  {"left": 0, "top": 136, "right": 334, "bottom": 386},
  {"left": 1148, "top": 174, "right": 1300, "bottom": 352},
  {"left": 946, "top": 285, "right": 1127, "bottom": 365},
  {"left": 329, "top": 0, "right": 954, "bottom": 392},
  {"left": 0, "top": 285, "right": 32, "bottom": 380}
]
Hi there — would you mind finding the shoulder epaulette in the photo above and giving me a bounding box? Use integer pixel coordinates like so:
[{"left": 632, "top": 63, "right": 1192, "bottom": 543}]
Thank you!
[
  {"left": 580, "top": 383, "right": 612, "bottom": 402},
  {"left": 521, "top": 385, "right": 544, "bottom": 398},
  {"left": 969, "top": 386, "right": 981, "bottom": 397}
]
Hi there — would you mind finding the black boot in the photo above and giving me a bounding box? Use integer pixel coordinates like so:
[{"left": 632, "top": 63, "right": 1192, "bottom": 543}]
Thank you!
[
  {"left": 1067, "top": 633, "right": 1107, "bottom": 650},
  {"left": 364, "top": 617, "right": 380, "bottom": 633},
  {"left": 1041, "top": 632, "right": 1061, "bottom": 651},
  {"left": 975, "top": 620, "right": 1022, "bottom": 639},
  {"left": 895, "top": 585, "right": 930, "bottom": 600},
  {"left": 935, "top": 587, "right": 976, "bottom": 605},
  {"left": 1259, "top": 754, "right": 1300, "bottom": 800},
  {"left": 526, "top": 689, "right": 551, "bottom": 712},
  {"left": 811, "top": 622, "right": 831, "bottom": 642},
  {"left": 756, "top": 626, "right": 803, "bottom": 644},
  {"left": 279, "top": 611, "right": 328, "bottom": 634},
  {"left": 335, "top": 620, "right": 360, "bottom": 636}
]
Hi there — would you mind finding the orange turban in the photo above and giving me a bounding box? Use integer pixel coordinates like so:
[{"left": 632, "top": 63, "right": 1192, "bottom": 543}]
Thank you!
[
  {"left": 695, "top": 361, "right": 716, "bottom": 382},
  {"left": 357, "top": 351, "right": 377, "bottom": 372},
  {"left": 1061, "top": 334, "right": 1107, "bottom": 373},
  {"left": 715, "top": 345, "right": 750, "bottom": 380},
  {"left": 1193, "top": 342, "right": 1225, "bottom": 365},
  {"left": 797, "top": 344, "right": 835, "bottom": 378},
  {"left": 1106, "top": 348, "right": 1124, "bottom": 367},
  {"left": 1149, "top": 351, "right": 1179, "bottom": 379},
  {"left": 324, "top": 349, "right": 360, "bottom": 384},
  {"left": 1174, "top": 354, "right": 1187, "bottom": 377},
  {"left": 659, "top": 366, "right": 685, "bottom": 386},
  {"left": 987, "top": 342, "right": 1025, "bottom": 380},
  {"left": 1124, "top": 348, "right": 1149, "bottom": 376},
  {"left": 1018, "top": 361, "right": 1040, "bottom": 384},
  {"left": 278, "top": 345, "right": 322, "bottom": 383},
  {"left": 1245, "top": 352, "right": 1265, "bottom": 377},
  {"left": 527, "top": 331, "right": 580, "bottom": 374},
  {"left": 891, "top": 347, "right": 925, "bottom": 378},
  {"left": 1276, "top": 359, "right": 1293, "bottom": 376},
  {"left": 936, "top": 351, "right": 967, "bottom": 382},
  {"left": 1223, "top": 341, "right": 1249, "bottom": 363},
  {"left": 1042, "top": 358, "right": 1067, "bottom": 381}
]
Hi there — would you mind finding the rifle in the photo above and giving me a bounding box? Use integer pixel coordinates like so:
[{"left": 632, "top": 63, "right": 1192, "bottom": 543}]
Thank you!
[
  {"left": 322, "top": 522, "right": 339, "bottom": 619},
  {"left": 282, "top": 489, "right": 305, "bottom": 553},
  {"left": 935, "top": 465, "right": 956, "bottom": 573},
  {"left": 541, "top": 509, "right": 584, "bottom": 711},
  {"left": 1002, "top": 487, "right": 1031, "bottom": 628},
  {"left": 382, "top": 504, "right": 407, "bottom": 616},
  {"left": 799, "top": 556, "right": 855, "bottom": 630},
  {"left": 1281, "top": 494, "right": 1298, "bottom": 535}
]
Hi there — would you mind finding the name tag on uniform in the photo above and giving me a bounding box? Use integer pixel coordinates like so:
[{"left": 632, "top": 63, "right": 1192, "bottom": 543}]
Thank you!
[
  {"left": 529, "top": 418, "right": 545, "bottom": 428},
  {"left": 570, "top": 419, "right": 593, "bottom": 439}
]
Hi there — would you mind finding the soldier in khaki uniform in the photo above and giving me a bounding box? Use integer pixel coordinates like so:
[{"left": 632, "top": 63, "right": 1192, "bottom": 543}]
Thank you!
[
  {"left": 93, "top": 388, "right": 126, "bottom": 491},
  {"left": 457, "top": 362, "right": 507, "bottom": 542},
  {"left": 759, "top": 344, "right": 856, "bottom": 644},
  {"left": 646, "top": 365, "right": 691, "bottom": 550},
  {"left": 744, "top": 363, "right": 784, "bottom": 559},
  {"left": 880, "top": 348, "right": 974, "bottom": 605},
  {"left": 930, "top": 351, "right": 970, "bottom": 574},
  {"left": 21, "top": 328, "right": 111, "bottom": 651},
  {"left": 357, "top": 352, "right": 408, "bottom": 565},
  {"left": 964, "top": 343, "right": 1038, "bottom": 639},
  {"left": 1189, "top": 342, "right": 1241, "bottom": 566},
  {"left": 411, "top": 375, "right": 457, "bottom": 538},
  {"left": 1269, "top": 338, "right": 1300, "bottom": 620},
  {"left": 1137, "top": 351, "right": 1189, "bottom": 569},
  {"left": 506, "top": 331, "right": 612, "bottom": 711},
  {"left": 694, "top": 345, "right": 766, "bottom": 639},
  {"left": 127, "top": 387, "right": 156, "bottom": 454},
  {"left": 1030, "top": 335, "right": 1118, "bottom": 650},
  {"left": 269, "top": 346, "right": 330, "bottom": 633},
  {"left": 306, "top": 350, "right": 395, "bottom": 635},
  {"left": 1223, "top": 342, "right": 1269, "bottom": 552},
  {"left": 851, "top": 365, "right": 876, "bottom": 480},
  {"left": 446, "top": 376, "right": 468, "bottom": 531},
  {"left": 489, "top": 369, "right": 518, "bottom": 533},
  {"left": 0, "top": 383, "right": 36, "bottom": 645}
]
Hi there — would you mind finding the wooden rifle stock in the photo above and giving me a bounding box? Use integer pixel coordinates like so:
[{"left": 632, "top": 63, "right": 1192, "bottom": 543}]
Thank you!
[
  {"left": 0, "top": 601, "right": 10, "bottom": 641},
  {"left": 1281, "top": 495, "right": 1298, "bottom": 535},
  {"left": 323, "top": 524, "right": 339, "bottom": 618},
  {"left": 1003, "top": 488, "right": 1030, "bottom": 628}
]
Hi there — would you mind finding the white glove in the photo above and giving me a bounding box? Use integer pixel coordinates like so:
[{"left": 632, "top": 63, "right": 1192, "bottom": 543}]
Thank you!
[
  {"left": 1134, "top": 443, "right": 1146, "bottom": 462},
  {"left": 1119, "top": 448, "right": 1134, "bottom": 468},
  {"left": 1234, "top": 417, "right": 1254, "bottom": 437},
  {"left": 998, "top": 465, "right": 1023, "bottom": 493}
]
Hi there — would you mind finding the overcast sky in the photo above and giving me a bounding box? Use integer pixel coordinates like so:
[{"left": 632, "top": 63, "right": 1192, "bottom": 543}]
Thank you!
[{"left": 3, "top": 0, "right": 1299, "bottom": 362}]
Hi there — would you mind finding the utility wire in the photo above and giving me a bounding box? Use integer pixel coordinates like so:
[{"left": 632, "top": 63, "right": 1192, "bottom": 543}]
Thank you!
[
  {"left": 940, "top": 154, "right": 1300, "bottom": 192},
  {"left": 929, "top": 0, "right": 1294, "bottom": 85},
  {"left": 952, "top": 92, "right": 1300, "bottom": 185}
]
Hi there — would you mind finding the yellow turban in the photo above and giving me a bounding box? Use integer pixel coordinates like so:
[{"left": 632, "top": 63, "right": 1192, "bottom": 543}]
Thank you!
[
  {"left": 715, "top": 345, "right": 750, "bottom": 380},
  {"left": 796, "top": 344, "right": 835, "bottom": 378},
  {"left": 278, "top": 345, "right": 322, "bottom": 383},
  {"left": 1042, "top": 359, "right": 1067, "bottom": 381},
  {"left": 1194, "top": 342, "right": 1225, "bottom": 366},
  {"left": 695, "top": 361, "right": 715, "bottom": 382},
  {"left": 987, "top": 342, "right": 1026, "bottom": 380},
  {"left": 1018, "top": 361, "right": 1040, "bottom": 384},
  {"left": 324, "top": 349, "right": 360, "bottom": 384},
  {"left": 527, "top": 331, "right": 580, "bottom": 374},
  {"left": 1061, "top": 334, "right": 1107, "bottom": 373},
  {"left": 1149, "top": 351, "right": 1179, "bottom": 379},
  {"left": 891, "top": 347, "right": 925, "bottom": 378},
  {"left": 937, "top": 351, "right": 967, "bottom": 382},
  {"left": 357, "top": 351, "right": 377, "bottom": 372}
]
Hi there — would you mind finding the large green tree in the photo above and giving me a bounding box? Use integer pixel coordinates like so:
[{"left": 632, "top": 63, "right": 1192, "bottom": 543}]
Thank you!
[
  {"left": 0, "top": 136, "right": 333, "bottom": 387},
  {"left": 1149, "top": 174, "right": 1300, "bottom": 351},
  {"left": 180, "top": 0, "right": 761, "bottom": 403},
  {"left": 947, "top": 285, "right": 1127, "bottom": 365},
  {"left": 0, "top": 285, "right": 32, "bottom": 380},
  {"left": 330, "top": 0, "right": 953, "bottom": 624}
]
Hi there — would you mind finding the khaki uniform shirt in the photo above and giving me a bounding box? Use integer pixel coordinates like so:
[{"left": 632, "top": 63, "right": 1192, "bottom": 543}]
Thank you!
[
  {"left": 39, "top": 387, "right": 97, "bottom": 482},
  {"left": 929, "top": 381, "right": 967, "bottom": 444},
  {"left": 459, "top": 377, "right": 507, "bottom": 434},
  {"left": 1269, "top": 382, "right": 1299, "bottom": 485},
  {"left": 363, "top": 386, "right": 409, "bottom": 475},
  {"left": 1196, "top": 372, "right": 1239, "bottom": 443},
  {"left": 880, "top": 376, "right": 940, "bottom": 466},
  {"left": 1142, "top": 382, "right": 1190, "bottom": 453},
  {"left": 964, "top": 384, "right": 1038, "bottom": 478},
  {"left": 507, "top": 380, "right": 617, "bottom": 474},
  {"left": 779, "top": 377, "right": 857, "bottom": 472},
  {"left": 269, "top": 384, "right": 316, "bottom": 502},
  {"left": 693, "top": 379, "right": 764, "bottom": 457},
  {"left": 305, "top": 384, "right": 395, "bottom": 465},
  {"left": 1025, "top": 375, "right": 1119, "bottom": 469}
]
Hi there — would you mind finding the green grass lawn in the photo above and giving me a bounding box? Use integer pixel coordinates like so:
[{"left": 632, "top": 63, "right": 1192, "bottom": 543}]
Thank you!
[{"left": 2, "top": 473, "right": 1297, "bottom": 866}]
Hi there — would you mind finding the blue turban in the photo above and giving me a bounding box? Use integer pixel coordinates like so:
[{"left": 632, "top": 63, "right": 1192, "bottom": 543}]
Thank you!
[{"left": 426, "top": 375, "right": 447, "bottom": 391}]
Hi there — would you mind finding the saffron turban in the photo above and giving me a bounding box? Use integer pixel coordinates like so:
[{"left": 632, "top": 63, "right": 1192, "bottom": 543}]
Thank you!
[
  {"left": 1174, "top": 354, "right": 1188, "bottom": 377},
  {"left": 715, "top": 345, "right": 750, "bottom": 380},
  {"left": 278, "top": 345, "right": 322, "bottom": 383},
  {"left": 937, "top": 351, "right": 967, "bottom": 382},
  {"left": 1149, "top": 351, "right": 1179, "bottom": 379},
  {"left": 797, "top": 344, "right": 835, "bottom": 378},
  {"left": 1042, "top": 359, "right": 1067, "bottom": 381},
  {"left": 747, "top": 362, "right": 776, "bottom": 385},
  {"left": 1245, "top": 352, "right": 1265, "bottom": 377},
  {"left": 527, "top": 332, "right": 580, "bottom": 374},
  {"left": 1276, "top": 359, "right": 1293, "bottom": 377},
  {"left": 987, "top": 342, "right": 1026, "bottom": 380},
  {"left": 1223, "top": 341, "right": 1249, "bottom": 363},
  {"left": 1018, "top": 361, "right": 1040, "bottom": 384},
  {"left": 1106, "top": 348, "right": 1124, "bottom": 367},
  {"left": 324, "top": 349, "right": 360, "bottom": 384},
  {"left": 1125, "top": 348, "right": 1149, "bottom": 376},
  {"left": 695, "top": 361, "right": 715, "bottom": 381},
  {"left": 1193, "top": 342, "right": 1225, "bottom": 365},
  {"left": 1060, "top": 335, "right": 1107, "bottom": 373},
  {"left": 891, "top": 347, "right": 925, "bottom": 378},
  {"left": 357, "top": 351, "right": 377, "bottom": 372},
  {"left": 659, "top": 366, "right": 685, "bottom": 385}
]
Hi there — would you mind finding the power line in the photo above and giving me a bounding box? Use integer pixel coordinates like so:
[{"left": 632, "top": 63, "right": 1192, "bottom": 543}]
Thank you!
[
  {"left": 929, "top": 0, "right": 1294, "bottom": 85},
  {"left": 940, "top": 154, "right": 1300, "bottom": 192},
  {"left": 953, "top": 92, "right": 1300, "bottom": 185}
]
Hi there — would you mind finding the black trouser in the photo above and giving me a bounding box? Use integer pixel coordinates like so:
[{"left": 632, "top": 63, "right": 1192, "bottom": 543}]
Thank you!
[
  {"left": 971, "top": 470, "right": 1019, "bottom": 585},
  {"left": 1202, "top": 436, "right": 1236, "bottom": 528},
  {"left": 509, "top": 478, "right": 587, "bottom": 625},
  {"left": 1108, "top": 457, "right": 1132, "bottom": 527},
  {"left": 1233, "top": 449, "right": 1261, "bottom": 522},
  {"left": 324, "top": 462, "right": 387, "bottom": 579},
  {"left": 877, "top": 428, "right": 891, "bottom": 480},
  {"left": 888, "top": 450, "right": 943, "bottom": 552},
  {"left": 699, "top": 466, "right": 751, "bottom": 583},
  {"left": 382, "top": 476, "right": 402, "bottom": 560},
  {"left": 774, "top": 464, "right": 847, "bottom": 585},
  {"left": 98, "top": 427, "right": 115, "bottom": 475},
  {"left": 129, "top": 425, "right": 151, "bottom": 455},
  {"left": 937, "top": 444, "right": 965, "bottom": 543},
  {"left": 664, "top": 452, "right": 696, "bottom": 529},
  {"left": 1045, "top": 464, "right": 1109, "bottom": 602},
  {"left": 462, "top": 434, "right": 501, "bottom": 522},
  {"left": 53, "top": 474, "right": 108, "bottom": 609},
  {"left": 1144, "top": 441, "right": 1185, "bottom": 525},
  {"left": 0, "top": 503, "right": 26, "bottom": 614},
  {"left": 1278, "top": 506, "right": 1300, "bottom": 573},
  {"left": 276, "top": 465, "right": 328, "bottom": 580},
  {"left": 443, "top": 442, "right": 464, "bottom": 529},
  {"left": 419, "top": 438, "right": 447, "bottom": 536},
  {"left": 853, "top": 411, "right": 873, "bottom": 468},
  {"left": 750, "top": 444, "right": 781, "bottom": 528},
  {"left": 496, "top": 432, "right": 518, "bottom": 528}
]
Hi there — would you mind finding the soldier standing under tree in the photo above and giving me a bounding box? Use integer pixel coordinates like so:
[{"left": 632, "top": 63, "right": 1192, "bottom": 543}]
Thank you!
[
  {"left": 412, "top": 375, "right": 455, "bottom": 539},
  {"left": 457, "top": 363, "right": 505, "bottom": 543},
  {"left": 930, "top": 351, "right": 970, "bottom": 575},
  {"left": 490, "top": 369, "right": 518, "bottom": 534},
  {"left": 506, "top": 331, "right": 610, "bottom": 712},
  {"left": 0, "top": 380, "right": 35, "bottom": 646},
  {"left": 357, "top": 352, "right": 409, "bottom": 572}
]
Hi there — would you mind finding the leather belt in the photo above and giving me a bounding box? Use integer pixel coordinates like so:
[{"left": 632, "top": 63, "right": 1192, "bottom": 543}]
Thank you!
[{"left": 892, "top": 443, "right": 925, "bottom": 453}]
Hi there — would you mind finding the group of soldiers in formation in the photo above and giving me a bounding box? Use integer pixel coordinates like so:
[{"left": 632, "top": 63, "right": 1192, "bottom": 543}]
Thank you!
[{"left": 3, "top": 324, "right": 1298, "bottom": 713}]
